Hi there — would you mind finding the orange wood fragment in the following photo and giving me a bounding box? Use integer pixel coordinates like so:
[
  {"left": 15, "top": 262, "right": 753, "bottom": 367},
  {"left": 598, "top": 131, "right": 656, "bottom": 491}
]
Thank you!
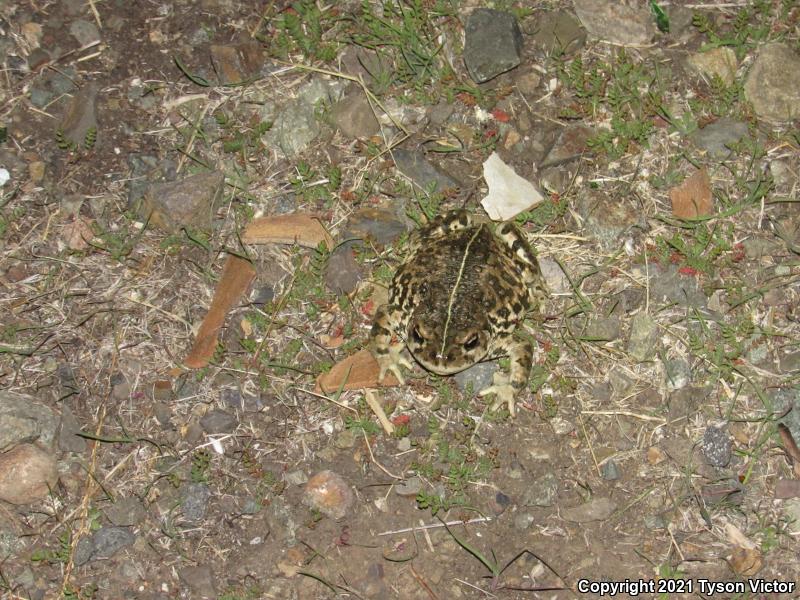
[
  {"left": 315, "top": 348, "right": 400, "bottom": 394},
  {"left": 184, "top": 255, "right": 256, "bottom": 369},
  {"left": 243, "top": 213, "right": 335, "bottom": 248},
  {"left": 669, "top": 168, "right": 713, "bottom": 219}
]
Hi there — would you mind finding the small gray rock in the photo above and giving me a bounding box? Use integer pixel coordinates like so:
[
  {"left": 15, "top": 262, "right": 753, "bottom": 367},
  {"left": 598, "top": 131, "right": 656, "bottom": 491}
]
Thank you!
[
  {"left": 744, "top": 43, "right": 800, "bottom": 122},
  {"left": 392, "top": 148, "right": 458, "bottom": 194},
  {"left": 627, "top": 313, "right": 658, "bottom": 362},
  {"left": 178, "top": 565, "right": 217, "bottom": 599},
  {"left": 284, "top": 470, "right": 308, "bottom": 486},
  {"left": 528, "top": 10, "right": 586, "bottom": 55},
  {"left": 57, "top": 405, "right": 87, "bottom": 453},
  {"left": 689, "top": 118, "right": 748, "bottom": 160},
  {"left": 0, "top": 391, "right": 59, "bottom": 452},
  {"left": 540, "top": 125, "right": 595, "bottom": 168},
  {"left": 573, "top": 0, "right": 654, "bottom": 45},
  {"left": 69, "top": 19, "right": 100, "bottom": 46},
  {"left": 395, "top": 476, "right": 422, "bottom": 497},
  {"left": 648, "top": 263, "right": 707, "bottom": 308},
  {"left": 140, "top": 170, "right": 225, "bottom": 232},
  {"left": 514, "top": 511, "right": 536, "bottom": 530},
  {"left": 463, "top": 9, "right": 523, "bottom": 83},
  {"left": 561, "top": 497, "right": 617, "bottom": 522},
  {"left": 92, "top": 526, "right": 135, "bottom": 559},
  {"left": 199, "top": 409, "right": 237, "bottom": 434},
  {"left": 331, "top": 92, "right": 380, "bottom": 139},
  {"left": 182, "top": 482, "right": 211, "bottom": 522},
  {"left": 522, "top": 472, "right": 559, "bottom": 507},
  {"left": 104, "top": 497, "right": 146, "bottom": 527},
  {"left": 324, "top": 245, "right": 363, "bottom": 294},
  {"left": 664, "top": 357, "right": 691, "bottom": 391},
  {"left": 453, "top": 361, "right": 497, "bottom": 396},
  {"left": 702, "top": 425, "right": 732, "bottom": 468},
  {"left": 601, "top": 460, "right": 621, "bottom": 480}
]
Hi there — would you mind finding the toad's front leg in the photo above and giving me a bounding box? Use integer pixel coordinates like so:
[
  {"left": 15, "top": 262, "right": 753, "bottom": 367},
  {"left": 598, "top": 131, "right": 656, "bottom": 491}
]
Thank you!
[
  {"left": 371, "top": 304, "right": 413, "bottom": 384},
  {"left": 478, "top": 335, "right": 532, "bottom": 417}
]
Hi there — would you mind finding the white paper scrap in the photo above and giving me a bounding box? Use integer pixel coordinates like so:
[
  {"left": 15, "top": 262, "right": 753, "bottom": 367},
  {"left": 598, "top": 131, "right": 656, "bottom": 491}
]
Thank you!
[{"left": 480, "top": 152, "right": 544, "bottom": 221}]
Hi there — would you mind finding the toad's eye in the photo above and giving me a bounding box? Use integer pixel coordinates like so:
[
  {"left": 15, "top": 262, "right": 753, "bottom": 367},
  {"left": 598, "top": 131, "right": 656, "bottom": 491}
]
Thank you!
[
  {"left": 410, "top": 325, "right": 424, "bottom": 345},
  {"left": 464, "top": 333, "right": 480, "bottom": 351}
]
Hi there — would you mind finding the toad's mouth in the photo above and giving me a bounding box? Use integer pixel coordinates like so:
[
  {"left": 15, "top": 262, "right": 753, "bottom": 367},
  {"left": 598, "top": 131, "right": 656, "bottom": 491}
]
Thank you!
[{"left": 408, "top": 349, "right": 485, "bottom": 376}]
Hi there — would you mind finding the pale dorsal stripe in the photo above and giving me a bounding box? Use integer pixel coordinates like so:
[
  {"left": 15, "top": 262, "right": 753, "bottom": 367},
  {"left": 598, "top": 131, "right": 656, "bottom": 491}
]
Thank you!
[{"left": 440, "top": 225, "right": 483, "bottom": 356}]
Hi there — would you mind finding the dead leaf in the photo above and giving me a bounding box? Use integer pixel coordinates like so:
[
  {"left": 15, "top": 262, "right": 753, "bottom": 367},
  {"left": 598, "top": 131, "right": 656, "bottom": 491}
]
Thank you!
[
  {"left": 62, "top": 217, "right": 95, "bottom": 251},
  {"left": 184, "top": 255, "right": 256, "bottom": 369},
  {"left": 670, "top": 168, "right": 713, "bottom": 219},
  {"left": 243, "top": 213, "right": 335, "bottom": 248},
  {"left": 315, "top": 348, "right": 399, "bottom": 394}
]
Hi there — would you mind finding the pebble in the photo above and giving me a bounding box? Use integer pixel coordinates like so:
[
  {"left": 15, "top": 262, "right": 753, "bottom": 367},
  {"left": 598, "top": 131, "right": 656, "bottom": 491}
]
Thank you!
[
  {"left": 303, "top": 470, "right": 355, "bottom": 519},
  {"left": 331, "top": 91, "right": 381, "bottom": 138},
  {"left": 702, "top": 425, "right": 732, "bottom": 468},
  {"left": 573, "top": 0, "right": 654, "bottom": 45},
  {"left": 392, "top": 148, "right": 458, "bottom": 194},
  {"left": 104, "top": 497, "right": 146, "bottom": 527},
  {"left": 689, "top": 118, "right": 748, "bottom": 160},
  {"left": 687, "top": 47, "right": 737, "bottom": 85},
  {"left": 394, "top": 476, "right": 422, "bottom": 497},
  {"left": 601, "top": 459, "right": 621, "bottom": 480},
  {"left": 74, "top": 526, "right": 135, "bottom": 566},
  {"left": 199, "top": 409, "right": 237, "bottom": 434},
  {"left": 0, "top": 444, "right": 58, "bottom": 504},
  {"left": 528, "top": 10, "right": 586, "bottom": 55},
  {"left": 178, "top": 565, "right": 217, "bottom": 599},
  {"left": 463, "top": 9, "right": 523, "bottom": 83},
  {"left": 664, "top": 357, "right": 691, "bottom": 391},
  {"left": 140, "top": 170, "right": 225, "bottom": 232},
  {"left": 182, "top": 482, "right": 211, "bottom": 522},
  {"left": 0, "top": 391, "right": 59, "bottom": 452},
  {"left": 522, "top": 472, "right": 558, "bottom": 507},
  {"left": 57, "top": 405, "right": 87, "bottom": 453},
  {"left": 561, "top": 497, "right": 617, "bottom": 522},
  {"left": 627, "top": 313, "right": 658, "bottom": 362},
  {"left": 744, "top": 43, "right": 800, "bottom": 122}
]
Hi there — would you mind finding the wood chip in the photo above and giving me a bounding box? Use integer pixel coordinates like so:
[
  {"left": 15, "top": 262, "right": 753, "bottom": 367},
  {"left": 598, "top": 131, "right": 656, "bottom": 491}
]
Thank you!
[
  {"left": 184, "top": 255, "right": 256, "bottom": 369},
  {"left": 315, "top": 348, "right": 399, "bottom": 394},
  {"left": 669, "top": 168, "right": 712, "bottom": 219},
  {"left": 243, "top": 213, "right": 335, "bottom": 248},
  {"left": 365, "top": 390, "right": 395, "bottom": 434}
]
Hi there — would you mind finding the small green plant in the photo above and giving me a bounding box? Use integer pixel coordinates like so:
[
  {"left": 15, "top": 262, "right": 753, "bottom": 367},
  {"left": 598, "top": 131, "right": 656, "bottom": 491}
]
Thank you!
[
  {"left": 344, "top": 414, "right": 381, "bottom": 435},
  {"left": 31, "top": 531, "right": 72, "bottom": 564},
  {"left": 190, "top": 448, "right": 212, "bottom": 482},
  {"left": 559, "top": 49, "right": 664, "bottom": 159},
  {"left": 269, "top": 1, "right": 340, "bottom": 61},
  {"left": 347, "top": 0, "right": 456, "bottom": 94},
  {"left": 692, "top": 2, "right": 773, "bottom": 60},
  {"left": 415, "top": 489, "right": 466, "bottom": 516}
]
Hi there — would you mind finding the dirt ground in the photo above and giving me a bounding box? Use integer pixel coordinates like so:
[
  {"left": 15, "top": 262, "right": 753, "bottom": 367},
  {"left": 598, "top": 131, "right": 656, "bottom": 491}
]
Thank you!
[{"left": 1, "top": 1, "right": 799, "bottom": 599}]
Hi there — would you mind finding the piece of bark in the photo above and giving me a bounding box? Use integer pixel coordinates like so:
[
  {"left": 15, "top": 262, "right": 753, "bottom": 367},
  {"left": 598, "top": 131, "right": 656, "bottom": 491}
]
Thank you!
[
  {"left": 184, "top": 255, "right": 256, "bottom": 368},
  {"left": 243, "top": 213, "right": 335, "bottom": 248},
  {"left": 316, "top": 348, "right": 400, "bottom": 394}
]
